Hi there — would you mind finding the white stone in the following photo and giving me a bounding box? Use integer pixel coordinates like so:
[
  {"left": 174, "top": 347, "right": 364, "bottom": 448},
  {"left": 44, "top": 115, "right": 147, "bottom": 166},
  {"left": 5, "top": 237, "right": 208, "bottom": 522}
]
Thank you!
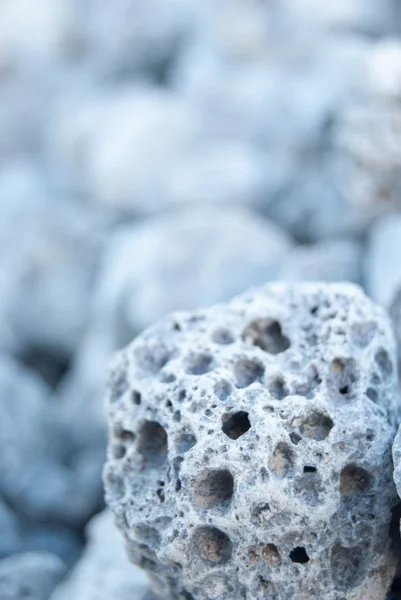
[
  {"left": 50, "top": 511, "right": 150, "bottom": 600},
  {"left": 104, "top": 282, "right": 399, "bottom": 599}
]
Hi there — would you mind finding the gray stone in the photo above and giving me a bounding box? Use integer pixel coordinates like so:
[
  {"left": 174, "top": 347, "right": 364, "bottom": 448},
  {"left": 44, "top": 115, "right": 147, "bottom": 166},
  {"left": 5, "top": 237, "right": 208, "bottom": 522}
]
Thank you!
[
  {"left": 0, "top": 551, "right": 66, "bottom": 600},
  {"left": 0, "top": 160, "right": 108, "bottom": 367},
  {"left": 0, "top": 354, "right": 102, "bottom": 530},
  {"left": 367, "top": 215, "right": 401, "bottom": 309},
  {"left": 50, "top": 86, "right": 199, "bottom": 214},
  {"left": 50, "top": 510, "right": 150, "bottom": 600},
  {"left": 104, "top": 282, "right": 398, "bottom": 600},
  {"left": 278, "top": 238, "right": 363, "bottom": 284}
]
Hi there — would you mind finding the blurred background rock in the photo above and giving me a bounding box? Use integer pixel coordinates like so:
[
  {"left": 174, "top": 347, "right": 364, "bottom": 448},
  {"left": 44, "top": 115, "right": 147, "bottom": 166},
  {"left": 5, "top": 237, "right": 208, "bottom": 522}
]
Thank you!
[{"left": 1, "top": 0, "right": 401, "bottom": 598}]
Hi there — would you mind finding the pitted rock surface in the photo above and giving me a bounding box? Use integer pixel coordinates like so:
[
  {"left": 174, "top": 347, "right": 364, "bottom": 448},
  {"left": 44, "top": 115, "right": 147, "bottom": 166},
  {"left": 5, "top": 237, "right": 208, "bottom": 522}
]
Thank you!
[{"left": 104, "top": 283, "right": 399, "bottom": 600}]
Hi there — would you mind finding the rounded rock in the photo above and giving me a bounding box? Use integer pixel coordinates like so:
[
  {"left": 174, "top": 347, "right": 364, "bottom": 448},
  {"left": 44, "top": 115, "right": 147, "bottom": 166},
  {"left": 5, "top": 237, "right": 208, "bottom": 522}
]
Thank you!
[{"left": 105, "top": 282, "right": 399, "bottom": 600}]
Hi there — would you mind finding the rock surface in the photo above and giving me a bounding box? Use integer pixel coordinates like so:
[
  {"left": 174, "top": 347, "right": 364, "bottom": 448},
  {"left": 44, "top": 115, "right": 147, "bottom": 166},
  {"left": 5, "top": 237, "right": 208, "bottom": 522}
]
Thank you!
[
  {"left": 104, "top": 282, "right": 399, "bottom": 600},
  {"left": 50, "top": 510, "right": 150, "bottom": 600},
  {"left": 0, "top": 551, "right": 66, "bottom": 600}
]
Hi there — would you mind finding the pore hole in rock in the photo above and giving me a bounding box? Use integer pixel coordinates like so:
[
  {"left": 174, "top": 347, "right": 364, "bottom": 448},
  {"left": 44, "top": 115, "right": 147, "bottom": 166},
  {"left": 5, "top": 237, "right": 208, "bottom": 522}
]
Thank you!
[
  {"left": 262, "top": 544, "right": 281, "bottom": 565},
  {"left": 212, "top": 328, "right": 235, "bottom": 345},
  {"left": 289, "top": 547, "right": 309, "bottom": 564},
  {"left": 234, "top": 358, "right": 264, "bottom": 388},
  {"left": 330, "top": 543, "right": 364, "bottom": 590},
  {"left": 242, "top": 318, "right": 290, "bottom": 354},
  {"left": 214, "top": 380, "right": 232, "bottom": 401},
  {"left": 269, "top": 442, "right": 294, "bottom": 478},
  {"left": 329, "top": 358, "right": 357, "bottom": 398},
  {"left": 192, "top": 526, "right": 232, "bottom": 564},
  {"left": 366, "top": 387, "right": 378, "bottom": 402},
  {"left": 299, "top": 412, "right": 334, "bottom": 441},
  {"left": 375, "top": 348, "right": 393, "bottom": 378},
  {"left": 176, "top": 432, "right": 196, "bottom": 454},
  {"left": 340, "top": 464, "right": 372, "bottom": 497},
  {"left": 134, "top": 343, "right": 173, "bottom": 375},
  {"left": 105, "top": 471, "right": 125, "bottom": 501},
  {"left": 221, "top": 411, "right": 251, "bottom": 440},
  {"left": 132, "top": 390, "right": 141, "bottom": 405},
  {"left": 185, "top": 352, "right": 215, "bottom": 375},
  {"left": 303, "top": 466, "right": 317, "bottom": 473},
  {"left": 192, "top": 469, "right": 234, "bottom": 509},
  {"left": 137, "top": 421, "right": 168, "bottom": 467},
  {"left": 267, "top": 374, "right": 288, "bottom": 400}
]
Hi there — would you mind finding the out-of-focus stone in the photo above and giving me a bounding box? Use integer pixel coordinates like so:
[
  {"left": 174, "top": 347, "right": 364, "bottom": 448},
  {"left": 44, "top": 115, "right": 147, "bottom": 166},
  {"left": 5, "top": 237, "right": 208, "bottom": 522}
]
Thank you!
[
  {"left": 0, "top": 551, "right": 66, "bottom": 600},
  {"left": 50, "top": 510, "right": 150, "bottom": 600}
]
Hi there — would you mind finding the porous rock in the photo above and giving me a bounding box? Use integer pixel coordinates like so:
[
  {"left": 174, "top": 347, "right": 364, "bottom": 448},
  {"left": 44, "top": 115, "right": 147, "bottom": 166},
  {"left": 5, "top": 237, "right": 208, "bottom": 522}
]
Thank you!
[
  {"left": 50, "top": 510, "right": 150, "bottom": 600},
  {"left": 104, "top": 282, "right": 399, "bottom": 599},
  {"left": 0, "top": 551, "right": 66, "bottom": 600}
]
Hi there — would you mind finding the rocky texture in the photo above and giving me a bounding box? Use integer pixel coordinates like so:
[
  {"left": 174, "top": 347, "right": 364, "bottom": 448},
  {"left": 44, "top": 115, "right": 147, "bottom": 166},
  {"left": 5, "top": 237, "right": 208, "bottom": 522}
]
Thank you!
[
  {"left": 51, "top": 510, "right": 150, "bottom": 600},
  {"left": 393, "top": 422, "right": 401, "bottom": 504},
  {"left": 0, "top": 551, "right": 66, "bottom": 600},
  {"left": 104, "top": 282, "right": 399, "bottom": 600},
  {"left": 390, "top": 289, "right": 401, "bottom": 378},
  {"left": 0, "top": 354, "right": 103, "bottom": 561}
]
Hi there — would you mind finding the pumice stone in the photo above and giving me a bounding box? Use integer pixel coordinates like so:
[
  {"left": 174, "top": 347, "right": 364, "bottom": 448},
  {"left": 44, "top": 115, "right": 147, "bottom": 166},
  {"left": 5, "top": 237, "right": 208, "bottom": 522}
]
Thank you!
[{"left": 104, "top": 282, "right": 399, "bottom": 600}]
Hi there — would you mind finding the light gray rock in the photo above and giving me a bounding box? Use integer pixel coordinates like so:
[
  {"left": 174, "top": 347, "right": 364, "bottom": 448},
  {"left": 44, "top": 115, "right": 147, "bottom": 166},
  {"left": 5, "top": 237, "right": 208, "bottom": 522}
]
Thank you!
[
  {"left": 104, "top": 282, "right": 399, "bottom": 600},
  {"left": 0, "top": 494, "right": 81, "bottom": 565},
  {"left": 0, "top": 354, "right": 102, "bottom": 530},
  {"left": 278, "top": 238, "right": 363, "bottom": 284},
  {"left": 51, "top": 510, "right": 150, "bottom": 600},
  {"left": 0, "top": 551, "right": 66, "bottom": 600},
  {"left": 0, "top": 161, "right": 108, "bottom": 370},
  {"left": 49, "top": 85, "right": 200, "bottom": 214},
  {"left": 366, "top": 215, "right": 401, "bottom": 309},
  {"left": 269, "top": 40, "right": 401, "bottom": 242},
  {"left": 71, "top": 0, "right": 196, "bottom": 81}
]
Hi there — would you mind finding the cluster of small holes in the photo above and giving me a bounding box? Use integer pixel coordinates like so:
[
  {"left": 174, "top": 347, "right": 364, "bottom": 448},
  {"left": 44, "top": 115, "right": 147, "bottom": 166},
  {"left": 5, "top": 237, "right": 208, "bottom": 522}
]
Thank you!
[
  {"left": 248, "top": 543, "right": 281, "bottom": 566},
  {"left": 108, "top": 292, "right": 394, "bottom": 595}
]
